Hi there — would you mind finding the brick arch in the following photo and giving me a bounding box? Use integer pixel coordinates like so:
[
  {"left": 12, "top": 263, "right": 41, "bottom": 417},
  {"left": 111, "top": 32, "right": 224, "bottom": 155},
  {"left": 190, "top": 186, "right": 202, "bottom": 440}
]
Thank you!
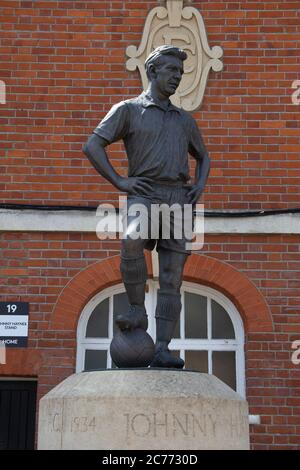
[
  {"left": 51, "top": 253, "right": 152, "bottom": 331},
  {"left": 51, "top": 253, "right": 273, "bottom": 333},
  {"left": 185, "top": 254, "right": 273, "bottom": 332}
]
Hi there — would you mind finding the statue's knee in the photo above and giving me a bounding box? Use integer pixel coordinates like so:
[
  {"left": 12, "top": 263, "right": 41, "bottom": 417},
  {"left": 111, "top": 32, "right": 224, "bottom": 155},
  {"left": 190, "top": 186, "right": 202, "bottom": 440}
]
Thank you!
[
  {"left": 160, "top": 267, "right": 183, "bottom": 292},
  {"left": 121, "top": 238, "right": 144, "bottom": 258},
  {"left": 120, "top": 237, "right": 147, "bottom": 285},
  {"left": 160, "top": 278, "right": 182, "bottom": 293}
]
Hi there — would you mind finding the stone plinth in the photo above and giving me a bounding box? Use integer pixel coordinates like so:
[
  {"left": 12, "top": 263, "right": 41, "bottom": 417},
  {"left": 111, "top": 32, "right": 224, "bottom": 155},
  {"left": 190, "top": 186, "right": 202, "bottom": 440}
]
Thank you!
[{"left": 38, "top": 370, "right": 249, "bottom": 450}]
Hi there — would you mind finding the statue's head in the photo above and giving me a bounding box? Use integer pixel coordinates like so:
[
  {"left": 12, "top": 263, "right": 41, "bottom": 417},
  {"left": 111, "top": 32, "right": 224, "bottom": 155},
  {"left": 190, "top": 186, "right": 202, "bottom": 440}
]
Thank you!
[{"left": 144, "top": 45, "right": 187, "bottom": 97}]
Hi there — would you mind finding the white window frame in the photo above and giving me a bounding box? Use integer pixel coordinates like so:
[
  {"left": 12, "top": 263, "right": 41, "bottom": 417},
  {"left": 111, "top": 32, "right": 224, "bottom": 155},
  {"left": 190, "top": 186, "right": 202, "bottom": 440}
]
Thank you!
[{"left": 76, "top": 281, "right": 245, "bottom": 396}]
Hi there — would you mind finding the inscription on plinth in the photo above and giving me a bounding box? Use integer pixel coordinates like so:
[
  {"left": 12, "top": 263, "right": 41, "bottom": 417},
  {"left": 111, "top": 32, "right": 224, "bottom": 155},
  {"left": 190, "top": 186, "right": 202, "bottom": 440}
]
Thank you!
[
  {"left": 124, "top": 412, "right": 218, "bottom": 439},
  {"left": 48, "top": 413, "right": 97, "bottom": 434},
  {"left": 124, "top": 410, "right": 248, "bottom": 440}
]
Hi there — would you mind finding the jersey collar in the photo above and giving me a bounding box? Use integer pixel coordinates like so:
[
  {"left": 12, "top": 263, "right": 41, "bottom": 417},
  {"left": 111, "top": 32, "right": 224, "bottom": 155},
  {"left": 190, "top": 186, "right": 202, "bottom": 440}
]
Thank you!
[{"left": 140, "top": 92, "right": 181, "bottom": 113}]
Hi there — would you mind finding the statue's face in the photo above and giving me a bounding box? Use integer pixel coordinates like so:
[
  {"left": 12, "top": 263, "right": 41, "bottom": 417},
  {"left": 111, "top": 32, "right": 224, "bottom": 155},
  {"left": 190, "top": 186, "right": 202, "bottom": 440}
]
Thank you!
[{"left": 153, "top": 55, "right": 184, "bottom": 97}]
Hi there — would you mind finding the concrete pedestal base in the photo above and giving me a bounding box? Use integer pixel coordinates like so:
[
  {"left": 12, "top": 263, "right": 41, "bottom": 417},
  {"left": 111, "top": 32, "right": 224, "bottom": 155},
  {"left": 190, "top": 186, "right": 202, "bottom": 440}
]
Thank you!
[{"left": 38, "top": 369, "right": 249, "bottom": 450}]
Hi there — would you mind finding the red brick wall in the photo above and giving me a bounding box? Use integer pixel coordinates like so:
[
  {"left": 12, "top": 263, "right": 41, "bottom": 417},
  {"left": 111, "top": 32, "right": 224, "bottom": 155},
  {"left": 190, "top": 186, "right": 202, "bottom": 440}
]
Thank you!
[
  {"left": 1, "top": 0, "right": 300, "bottom": 209},
  {"left": 1, "top": 0, "right": 300, "bottom": 451},
  {"left": 0, "top": 231, "right": 299, "bottom": 449}
]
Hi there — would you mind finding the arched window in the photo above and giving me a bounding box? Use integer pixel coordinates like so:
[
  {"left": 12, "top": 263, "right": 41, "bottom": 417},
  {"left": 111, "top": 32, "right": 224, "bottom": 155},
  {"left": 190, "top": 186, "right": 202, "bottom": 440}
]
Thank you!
[{"left": 76, "top": 281, "right": 245, "bottom": 396}]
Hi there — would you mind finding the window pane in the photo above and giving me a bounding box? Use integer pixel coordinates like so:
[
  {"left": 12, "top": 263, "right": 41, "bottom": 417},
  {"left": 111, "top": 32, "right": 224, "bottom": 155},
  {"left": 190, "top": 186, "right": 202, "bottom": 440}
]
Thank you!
[
  {"left": 86, "top": 298, "right": 109, "bottom": 338},
  {"left": 185, "top": 350, "right": 208, "bottom": 373},
  {"left": 211, "top": 300, "right": 235, "bottom": 339},
  {"left": 185, "top": 293, "right": 207, "bottom": 339},
  {"left": 113, "top": 292, "right": 130, "bottom": 335},
  {"left": 212, "top": 351, "right": 236, "bottom": 391},
  {"left": 84, "top": 349, "right": 107, "bottom": 371}
]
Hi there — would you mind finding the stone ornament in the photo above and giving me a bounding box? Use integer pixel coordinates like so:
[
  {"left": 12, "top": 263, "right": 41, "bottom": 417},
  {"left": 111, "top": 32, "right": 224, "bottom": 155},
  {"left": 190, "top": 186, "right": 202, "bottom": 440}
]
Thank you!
[{"left": 126, "top": 0, "right": 223, "bottom": 111}]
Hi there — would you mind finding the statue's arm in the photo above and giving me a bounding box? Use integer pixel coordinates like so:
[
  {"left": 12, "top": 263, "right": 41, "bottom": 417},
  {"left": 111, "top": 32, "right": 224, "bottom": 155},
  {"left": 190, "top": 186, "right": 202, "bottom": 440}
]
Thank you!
[
  {"left": 83, "top": 134, "right": 123, "bottom": 190},
  {"left": 187, "top": 117, "right": 211, "bottom": 205},
  {"left": 83, "top": 133, "right": 152, "bottom": 195},
  {"left": 194, "top": 147, "right": 210, "bottom": 189}
]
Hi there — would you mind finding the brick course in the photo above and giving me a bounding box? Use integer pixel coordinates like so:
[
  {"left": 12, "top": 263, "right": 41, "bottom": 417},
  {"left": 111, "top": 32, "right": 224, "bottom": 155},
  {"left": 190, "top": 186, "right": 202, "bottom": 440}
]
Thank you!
[{"left": 0, "top": 0, "right": 299, "bottom": 209}]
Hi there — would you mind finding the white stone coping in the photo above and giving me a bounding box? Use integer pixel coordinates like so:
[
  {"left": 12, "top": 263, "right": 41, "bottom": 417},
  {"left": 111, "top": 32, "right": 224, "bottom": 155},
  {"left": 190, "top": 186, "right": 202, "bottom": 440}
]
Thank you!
[{"left": 0, "top": 209, "right": 300, "bottom": 234}]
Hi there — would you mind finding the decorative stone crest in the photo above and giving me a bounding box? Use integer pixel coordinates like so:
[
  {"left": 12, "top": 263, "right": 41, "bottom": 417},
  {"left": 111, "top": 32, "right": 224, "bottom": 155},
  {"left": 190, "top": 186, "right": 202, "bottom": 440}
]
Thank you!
[{"left": 126, "top": 0, "right": 223, "bottom": 111}]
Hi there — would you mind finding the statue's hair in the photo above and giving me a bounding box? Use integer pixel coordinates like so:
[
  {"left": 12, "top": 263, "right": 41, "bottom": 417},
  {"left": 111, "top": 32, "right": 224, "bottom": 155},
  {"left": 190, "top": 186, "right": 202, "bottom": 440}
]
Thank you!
[{"left": 144, "top": 45, "right": 187, "bottom": 79}]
